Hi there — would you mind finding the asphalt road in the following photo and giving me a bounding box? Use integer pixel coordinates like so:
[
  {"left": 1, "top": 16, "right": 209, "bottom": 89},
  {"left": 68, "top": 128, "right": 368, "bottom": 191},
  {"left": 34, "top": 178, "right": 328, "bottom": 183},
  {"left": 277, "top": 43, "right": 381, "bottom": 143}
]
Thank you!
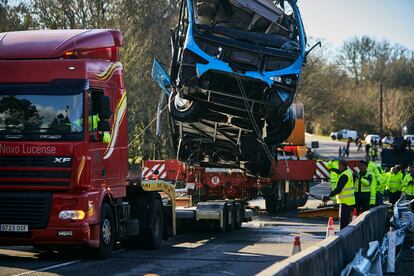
[
  {"left": 306, "top": 134, "right": 367, "bottom": 160},
  {"left": 0, "top": 183, "right": 333, "bottom": 276},
  {"left": 0, "top": 135, "right": 358, "bottom": 276}
]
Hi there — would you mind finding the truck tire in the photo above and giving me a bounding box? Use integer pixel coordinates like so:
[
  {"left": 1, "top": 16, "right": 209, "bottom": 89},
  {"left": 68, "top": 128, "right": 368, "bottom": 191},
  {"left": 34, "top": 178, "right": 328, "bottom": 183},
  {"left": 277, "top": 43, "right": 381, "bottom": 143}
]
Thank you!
[
  {"left": 142, "top": 199, "right": 164, "bottom": 249},
  {"left": 226, "top": 203, "right": 236, "bottom": 232},
  {"left": 90, "top": 202, "right": 114, "bottom": 259},
  {"left": 265, "top": 108, "right": 295, "bottom": 146},
  {"left": 235, "top": 204, "right": 243, "bottom": 229},
  {"left": 265, "top": 196, "right": 278, "bottom": 215},
  {"left": 262, "top": 183, "right": 284, "bottom": 214},
  {"left": 331, "top": 135, "right": 336, "bottom": 140},
  {"left": 169, "top": 90, "right": 202, "bottom": 122}
]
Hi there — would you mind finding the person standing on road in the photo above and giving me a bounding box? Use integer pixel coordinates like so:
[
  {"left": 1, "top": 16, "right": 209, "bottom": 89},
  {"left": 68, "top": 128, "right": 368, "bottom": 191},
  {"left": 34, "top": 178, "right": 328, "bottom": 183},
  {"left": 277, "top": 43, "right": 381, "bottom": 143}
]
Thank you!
[
  {"left": 323, "top": 159, "right": 355, "bottom": 229},
  {"left": 376, "top": 165, "right": 386, "bottom": 205},
  {"left": 365, "top": 143, "right": 371, "bottom": 156},
  {"left": 365, "top": 155, "right": 381, "bottom": 206},
  {"left": 370, "top": 146, "right": 378, "bottom": 161},
  {"left": 326, "top": 158, "right": 339, "bottom": 205},
  {"left": 402, "top": 165, "right": 414, "bottom": 210},
  {"left": 353, "top": 160, "right": 372, "bottom": 213},
  {"left": 346, "top": 138, "right": 351, "bottom": 156},
  {"left": 357, "top": 139, "right": 363, "bottom": 152},
  {"left": 386, "top": 166, "right": 403, "bottom": 205}
]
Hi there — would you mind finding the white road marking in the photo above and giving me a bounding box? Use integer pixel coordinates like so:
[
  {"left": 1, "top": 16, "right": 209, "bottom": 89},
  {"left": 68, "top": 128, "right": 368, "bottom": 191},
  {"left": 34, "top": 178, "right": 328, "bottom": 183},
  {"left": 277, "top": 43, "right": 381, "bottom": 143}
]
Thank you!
[
  {"left": 14, "top": 260, "right": 82, "bottom": 276},
  {"left": 13, "top": 249, "right": 124, "bottom": 276}
]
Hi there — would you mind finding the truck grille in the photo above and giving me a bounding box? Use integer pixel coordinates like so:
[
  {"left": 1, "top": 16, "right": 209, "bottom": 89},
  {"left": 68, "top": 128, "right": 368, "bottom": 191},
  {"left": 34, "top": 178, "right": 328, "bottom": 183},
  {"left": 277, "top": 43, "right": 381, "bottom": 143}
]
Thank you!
[
  {"left": 0, "top": 156, "right": 72, "bottom": 187},
  {"left": 0, "top": 191, "right": 51, "bottom": 229},
  {"left": 0, "top": 156, "right": 71, "bottom": 168}
]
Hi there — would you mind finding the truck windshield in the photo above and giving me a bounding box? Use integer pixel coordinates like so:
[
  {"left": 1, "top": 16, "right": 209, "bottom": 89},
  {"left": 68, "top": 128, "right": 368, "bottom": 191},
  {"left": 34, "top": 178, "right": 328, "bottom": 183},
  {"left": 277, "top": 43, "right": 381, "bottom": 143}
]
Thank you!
[{"left": 0, "top": 93, "right": 83, "bottom": 135}]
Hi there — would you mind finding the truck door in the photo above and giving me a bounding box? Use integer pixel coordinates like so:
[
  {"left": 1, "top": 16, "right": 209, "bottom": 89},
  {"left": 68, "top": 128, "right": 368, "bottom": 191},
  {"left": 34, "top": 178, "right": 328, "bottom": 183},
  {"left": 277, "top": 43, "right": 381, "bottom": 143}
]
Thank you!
[{"left": 87, "top": 89, "right": 120, "bottom": 186}]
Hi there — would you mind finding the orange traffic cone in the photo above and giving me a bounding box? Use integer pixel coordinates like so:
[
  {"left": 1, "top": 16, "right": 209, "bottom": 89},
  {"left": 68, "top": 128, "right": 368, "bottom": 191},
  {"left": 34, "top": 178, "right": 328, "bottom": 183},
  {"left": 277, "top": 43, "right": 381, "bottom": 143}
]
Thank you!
[
  {"left": 292, "top": 236, "right": 301, "bottom": 255},
  {"left": 352, "top": 208, "right": 357, "bottom": 222},
  {"left": 326, "top": 217, "right": 335, "bottom": 238}
]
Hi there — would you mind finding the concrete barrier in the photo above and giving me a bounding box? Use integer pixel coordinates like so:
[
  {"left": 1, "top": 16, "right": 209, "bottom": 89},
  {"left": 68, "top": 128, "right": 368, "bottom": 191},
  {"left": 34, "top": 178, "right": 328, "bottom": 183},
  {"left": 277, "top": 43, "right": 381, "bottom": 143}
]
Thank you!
[{"left": 258, "top": 206, "right": 389, "bottom": 276}]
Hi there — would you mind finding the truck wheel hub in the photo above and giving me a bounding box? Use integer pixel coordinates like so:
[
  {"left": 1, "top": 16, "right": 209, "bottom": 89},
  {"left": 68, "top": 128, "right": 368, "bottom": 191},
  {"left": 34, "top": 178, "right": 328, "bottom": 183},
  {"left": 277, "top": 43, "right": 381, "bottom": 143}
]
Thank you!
[
  {"left": 174, "top": 94, "right": 193, "bottom": 112},
  {"left": 102, "top": 219, "right": 111, "bottom": 245}
]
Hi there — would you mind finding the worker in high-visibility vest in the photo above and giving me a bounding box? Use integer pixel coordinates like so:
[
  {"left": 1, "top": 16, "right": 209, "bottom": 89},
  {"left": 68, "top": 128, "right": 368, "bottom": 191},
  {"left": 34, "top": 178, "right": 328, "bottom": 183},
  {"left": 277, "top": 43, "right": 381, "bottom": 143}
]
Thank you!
[
  {"left": 365, "top": 155, "right": 381, "bottom": 206},
  {"left": 323, "top": 159, "right": 355, "bottom": 229},
  {"left": 326, "top": 159, "right": 339, "bottom": 205},
  {"left": 369, "top": 146, "right": 378, "bottom": 161},
  {"left": 386, "top": 166, "right": 403, "bottom": 205},
  {"left": 376, "top": 164, "right": 386, "bottom": 205},
  {"left": 353, "top": 160, "right": 372, "bottom": 213},
  {"left": 402, "top": 165, "right": 414, "bottom": 210},
  {"left": 89, "top": 114, "right": 111, "bottom": 143}
]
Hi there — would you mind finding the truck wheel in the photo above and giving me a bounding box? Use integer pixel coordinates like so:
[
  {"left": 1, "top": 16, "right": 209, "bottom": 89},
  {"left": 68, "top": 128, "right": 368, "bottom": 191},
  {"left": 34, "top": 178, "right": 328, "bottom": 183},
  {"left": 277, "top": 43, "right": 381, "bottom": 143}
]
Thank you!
[
  {"left": 235, "top": 204, "right": 243, "bottom": 229},
  {"left": 169, "top": 90, "right": 202, "bottom": 122},
  {"left": 262, "top": 183, "right": 281, "bottom": 215},
  {"left": 265, "top": 196, "right": 278, "bottom": 215},
  {"left": 219, "top": 204, "right": 228, "bottom": 233},
  {"left": 143, "top": 199, "right": 164, "bottom": 249},
  {"left": 265, "top": 108, "right": 295, "bottom": 146},
  {"left": 226, "top": 203, "right": 236, "bottom": 232},
  {"left": 91, "top": 203, "right": 114, "bottom": 259},
  {"left": 331, "top": 135, "right": 336, "bottom": 140}
]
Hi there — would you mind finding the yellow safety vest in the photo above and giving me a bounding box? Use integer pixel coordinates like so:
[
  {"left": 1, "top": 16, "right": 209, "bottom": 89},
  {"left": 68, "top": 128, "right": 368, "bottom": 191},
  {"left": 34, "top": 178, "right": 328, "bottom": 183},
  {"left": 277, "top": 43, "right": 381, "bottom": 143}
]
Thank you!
[
  {"left": 376, "top": 165, "right": 386, "bottom": 193},
  {"left": 326, "top": 160, "right": 339, "bottom": 186},
  {"left": 88, "top": 115, "right": 111, "bottom": 143},
  {"left": 367, "top": 161, "right": 381, "bottom": 204},
  {"left": 387, "top": 172, "right": 403, "bottom": 193},
  {"left": 402, "top": 174, "right": 414, "bottom": 196},
  {"left": 354, "top": 171, "right": 372, "bottom": 193},
  {"left": 336, "top": 169, "right": 355, "bottom": 205}
]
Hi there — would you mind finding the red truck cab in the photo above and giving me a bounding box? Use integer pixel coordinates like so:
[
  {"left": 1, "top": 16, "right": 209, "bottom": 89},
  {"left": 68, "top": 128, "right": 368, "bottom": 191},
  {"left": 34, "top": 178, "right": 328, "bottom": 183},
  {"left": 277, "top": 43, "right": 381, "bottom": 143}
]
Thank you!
[{"left": 0, "top": 29, "right": 128, "bottom": 257}]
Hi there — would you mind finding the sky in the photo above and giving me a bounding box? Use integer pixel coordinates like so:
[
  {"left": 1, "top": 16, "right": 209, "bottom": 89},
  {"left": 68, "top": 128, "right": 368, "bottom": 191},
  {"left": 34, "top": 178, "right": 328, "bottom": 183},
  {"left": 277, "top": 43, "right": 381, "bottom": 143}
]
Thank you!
[{"left": 297, "top": 0, "right": 414, "bottom": 51}]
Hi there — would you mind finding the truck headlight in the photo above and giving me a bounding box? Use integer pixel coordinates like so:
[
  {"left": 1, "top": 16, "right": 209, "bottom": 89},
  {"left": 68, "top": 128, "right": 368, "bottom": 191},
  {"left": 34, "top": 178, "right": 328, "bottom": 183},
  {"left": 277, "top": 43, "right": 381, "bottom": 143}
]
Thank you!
[
  {"left": 58, "top": 210, "right": 86, "bottom": 220},
  {"left": 271, "top": 75, "right": 297, "bottom": 86},
  {"left": 270, "top": 76, "right": 282, "bottom": 83}
]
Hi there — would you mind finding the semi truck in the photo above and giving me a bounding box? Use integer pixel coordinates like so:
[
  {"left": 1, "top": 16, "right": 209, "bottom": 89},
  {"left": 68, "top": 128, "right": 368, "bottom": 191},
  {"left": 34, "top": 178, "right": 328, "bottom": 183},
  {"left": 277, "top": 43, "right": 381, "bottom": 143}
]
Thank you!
[
  {"left": 0, "top": 29, "right": 316, "bottom": 259},
  {"left": 0, "top": 29, "right": 177, "bottom": 259}
]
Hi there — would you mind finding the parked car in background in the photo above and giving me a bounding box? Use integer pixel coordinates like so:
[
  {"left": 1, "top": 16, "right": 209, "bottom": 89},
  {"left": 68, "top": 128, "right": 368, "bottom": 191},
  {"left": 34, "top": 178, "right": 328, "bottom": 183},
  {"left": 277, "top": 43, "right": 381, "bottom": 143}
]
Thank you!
[
  {"left": 381, "top": 136, "right": 394, "bottom": 145},
  {"left": 404, "top": 135, "right": 414, "bottom": 145},
  {"left": 330, "top": 129, "right": 358, "bottom": 141},
  {"left": 365, "top": 134, "right": 381, "bottom": 145}
]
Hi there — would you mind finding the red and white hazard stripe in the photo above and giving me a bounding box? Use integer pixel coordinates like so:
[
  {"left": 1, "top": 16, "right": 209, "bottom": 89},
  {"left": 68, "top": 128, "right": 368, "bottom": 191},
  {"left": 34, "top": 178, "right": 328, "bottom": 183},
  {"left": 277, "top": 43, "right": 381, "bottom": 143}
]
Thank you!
[
  {"left": 142, "top": 162, "right": 167, "bottom": 179},
  {"left": 313, "top": 161, "right": 330, "bottom": 180},
  {"left": 313, "top": 160, "right": 359, "bottom": 180}
]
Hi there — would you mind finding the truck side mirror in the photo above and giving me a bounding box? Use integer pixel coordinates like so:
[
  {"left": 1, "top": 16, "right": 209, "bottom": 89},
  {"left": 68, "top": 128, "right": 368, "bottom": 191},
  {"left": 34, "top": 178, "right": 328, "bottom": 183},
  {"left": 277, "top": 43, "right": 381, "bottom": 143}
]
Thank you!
[
  {"left": 97, "top": 120, "right": 111, "bottom": 132},
  {"left": 99, "top": 95, "right": 112, "bottom": 120}
]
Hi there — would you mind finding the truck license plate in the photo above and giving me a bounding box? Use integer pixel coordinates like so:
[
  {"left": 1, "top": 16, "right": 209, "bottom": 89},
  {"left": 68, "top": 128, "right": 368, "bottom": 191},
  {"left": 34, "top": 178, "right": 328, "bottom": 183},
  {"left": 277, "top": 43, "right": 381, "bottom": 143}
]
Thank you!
[{"left": 0, "top": 224, "right": 28, "bottom": 232}]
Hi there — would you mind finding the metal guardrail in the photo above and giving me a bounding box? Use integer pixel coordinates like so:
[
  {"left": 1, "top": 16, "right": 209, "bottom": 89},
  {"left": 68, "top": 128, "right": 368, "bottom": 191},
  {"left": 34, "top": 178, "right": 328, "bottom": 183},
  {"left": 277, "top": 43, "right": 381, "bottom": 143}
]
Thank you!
[
  {"left": 340, "top": 241, "right": 383, "bottom": 275},
  {"left": 341, "top": 195, "right": 413, "bottom": 275},
  {"left": 258, "top": 206, "right": 390, "bottom": 276}
]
